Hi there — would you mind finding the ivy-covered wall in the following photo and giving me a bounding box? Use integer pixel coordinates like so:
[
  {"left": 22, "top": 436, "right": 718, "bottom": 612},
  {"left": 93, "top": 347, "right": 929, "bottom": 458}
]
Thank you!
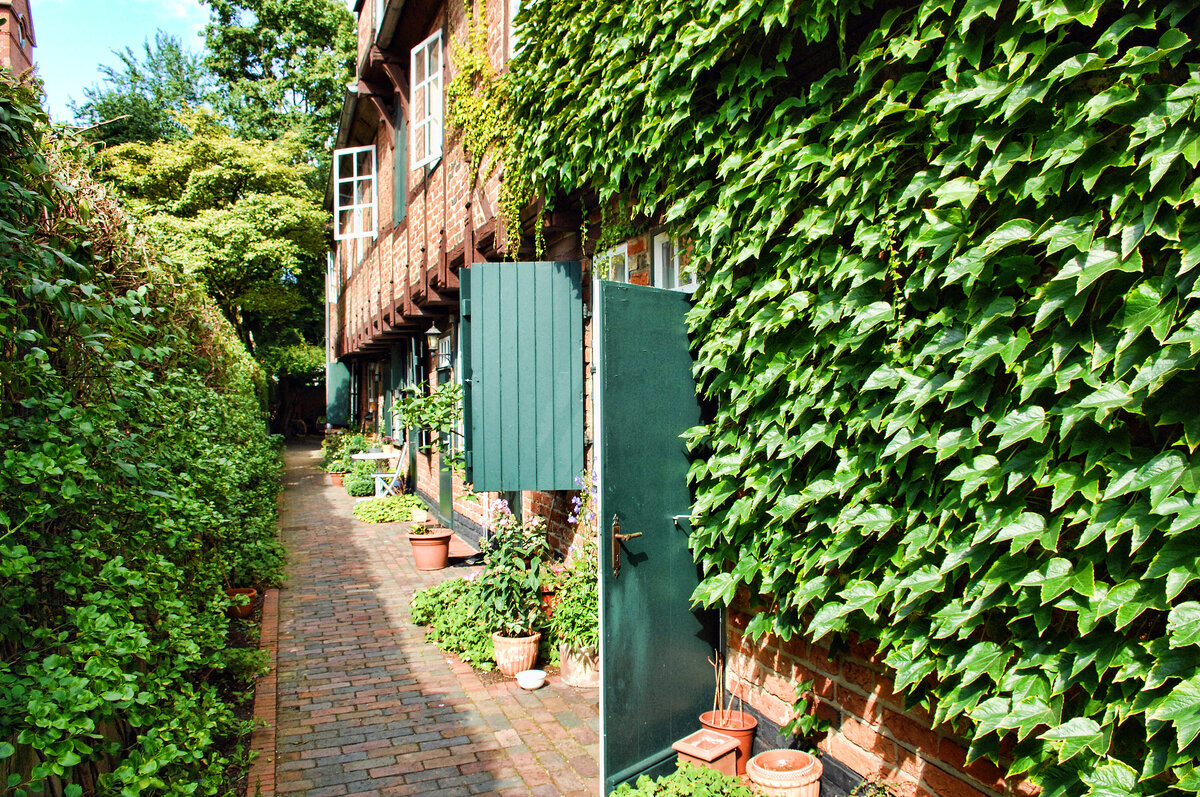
[
  {"left": 1, "top": 77, "right": 283, "bottom": 794},
  {"left": 512, "top": 1, "right": 1200, "bottom": 795}
]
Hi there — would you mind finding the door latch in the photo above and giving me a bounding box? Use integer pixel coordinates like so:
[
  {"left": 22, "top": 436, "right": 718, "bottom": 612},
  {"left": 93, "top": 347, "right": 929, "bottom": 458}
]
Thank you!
[{"left": 611, "top": 514, "right": 642, "bottom": 579}]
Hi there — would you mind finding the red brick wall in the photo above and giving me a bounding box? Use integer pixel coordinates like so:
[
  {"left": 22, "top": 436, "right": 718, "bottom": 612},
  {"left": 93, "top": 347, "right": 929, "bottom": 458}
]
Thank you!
[{"left": 726, "top": 603, "right": 1037, "bottom": 797}]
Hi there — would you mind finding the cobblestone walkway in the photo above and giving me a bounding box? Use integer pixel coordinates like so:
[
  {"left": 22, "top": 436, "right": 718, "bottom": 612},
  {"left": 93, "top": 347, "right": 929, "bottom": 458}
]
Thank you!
[{"left": 262, "top": 441, "right": 600, "bottom": 796}]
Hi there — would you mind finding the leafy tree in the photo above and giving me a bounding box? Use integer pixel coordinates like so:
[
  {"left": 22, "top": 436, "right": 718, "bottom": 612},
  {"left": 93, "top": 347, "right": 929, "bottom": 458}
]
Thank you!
[
  {"left": 69, "top": 30, "right": 211, "bottom": 145},
  {"left": 202, "top": 0, "right": 356, "bottom": 163},
  {"left": 101, "top": 110, "right": 326, "bottom": 351}
]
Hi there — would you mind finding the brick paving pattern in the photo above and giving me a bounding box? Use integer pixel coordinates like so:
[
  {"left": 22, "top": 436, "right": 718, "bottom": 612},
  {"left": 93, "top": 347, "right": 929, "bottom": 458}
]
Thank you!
[{"left": 258, "top": 441, "right": 600, "bottom": 797}]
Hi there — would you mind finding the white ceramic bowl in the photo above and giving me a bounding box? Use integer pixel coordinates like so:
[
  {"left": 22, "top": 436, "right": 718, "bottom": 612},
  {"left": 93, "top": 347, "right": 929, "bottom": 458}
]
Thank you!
[{"left": 516, "top": 669, "right": 546, "bottom": 690}]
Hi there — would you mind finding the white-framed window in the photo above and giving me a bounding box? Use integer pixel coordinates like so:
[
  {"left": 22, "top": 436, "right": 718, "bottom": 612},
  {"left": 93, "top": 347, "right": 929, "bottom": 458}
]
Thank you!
[
  {"left": 333, "top": 145, "right": 378, "bottom": 242},
  {"left": 375, "top": 0, "right": 387, "bottom": 35},
  {"left": 595, "top": 242, "right": 629, "bottom": 282},
  {"left": 507, "top": 0, "right": 521, "bottom": 59},
  {"left": 411, "top": 30, "right": 443, "bottom": 170},
  {"left": 652, "top": 232, "right": 695, "bottom": 291}
]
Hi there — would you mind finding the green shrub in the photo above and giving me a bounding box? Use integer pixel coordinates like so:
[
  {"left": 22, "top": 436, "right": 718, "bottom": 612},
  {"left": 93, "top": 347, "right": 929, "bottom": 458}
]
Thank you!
[
  {"left": 410, "top": 577, "right": 495, "bottom": 670},
  {"left": 353, "top": 494, "right": 426, "bottom": 523},
  {"left": 610, "top": 762, "right": 756, "bottom": 796},
  {"left": 344, "top": 459, "right": 376, "bottom": 497}
]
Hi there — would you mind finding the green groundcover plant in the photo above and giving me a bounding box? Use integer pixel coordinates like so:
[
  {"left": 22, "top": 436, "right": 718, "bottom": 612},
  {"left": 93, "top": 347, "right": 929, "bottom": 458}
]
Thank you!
[
  {"left": 1, "top": 75, "right": 283, "bottom": 795},
  {"left": 352, "top": 494, "right": 426, "bottom": 523},
  {"left": 511, "top": 0, "right": 1200, "bottom": 794},
  {"left": 610, "top": 762, "right": 756, "bottom": 796},
  {"left": 410, "top": 577, "right": 496, "bottom": 669}
]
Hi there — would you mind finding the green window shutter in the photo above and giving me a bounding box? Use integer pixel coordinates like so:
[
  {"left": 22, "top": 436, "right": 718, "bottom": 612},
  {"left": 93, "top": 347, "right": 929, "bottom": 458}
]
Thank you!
[
  {"left": 326, "top": 361, "right": 351, "bottom": 426},
  {"left": 462, "top": 261, "right": 583, "bottom": 491},
  {"left": 393, "top": 106, "right": 407, "bottom": 225}
]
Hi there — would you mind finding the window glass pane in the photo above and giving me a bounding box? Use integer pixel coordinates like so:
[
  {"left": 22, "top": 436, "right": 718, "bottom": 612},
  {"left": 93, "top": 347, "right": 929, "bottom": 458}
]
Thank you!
[
  {"left": 339, "top": 208, "right": 353, "bottom": 233},
  {"left": 339, "top": 181, "right": 354, "bottom": 205},
  {"left": 357, "top": 149, "right": 372, "bottom": 174},
  {"left": 415, "top": 54, "right": 425, "bottom": 84},
  {"left": 356, "top": 179, "right": 371, "bottom": 205},
  {"left": 362, "top": 207, "right": 374, "bottom": 232},
  {"left": 337, "top": 152, "right": 353, "bottom": 177}
]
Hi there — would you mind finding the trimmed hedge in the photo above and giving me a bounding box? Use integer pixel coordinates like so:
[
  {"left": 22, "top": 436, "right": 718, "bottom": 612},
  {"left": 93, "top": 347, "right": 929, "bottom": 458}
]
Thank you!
[{"left": 1, "top": 75, "right": 282, "bottom": 795}]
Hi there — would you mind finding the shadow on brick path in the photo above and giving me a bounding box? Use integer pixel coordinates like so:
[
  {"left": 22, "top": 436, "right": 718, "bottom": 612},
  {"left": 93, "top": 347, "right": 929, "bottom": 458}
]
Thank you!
[{"left": 269, "top": 440, "right": 600, "bottom": 797}]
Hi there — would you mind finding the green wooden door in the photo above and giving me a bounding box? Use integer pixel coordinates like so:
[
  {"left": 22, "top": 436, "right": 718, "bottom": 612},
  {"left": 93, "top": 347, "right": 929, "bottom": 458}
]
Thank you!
[{"left": 596, "top": 281, "right": 718, "bottom": 792}]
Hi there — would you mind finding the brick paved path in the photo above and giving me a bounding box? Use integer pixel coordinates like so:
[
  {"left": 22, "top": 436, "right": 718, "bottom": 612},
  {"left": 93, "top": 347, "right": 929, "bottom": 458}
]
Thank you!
[{"left": 265, "top": 441, "right": 600, "bottom": 797}]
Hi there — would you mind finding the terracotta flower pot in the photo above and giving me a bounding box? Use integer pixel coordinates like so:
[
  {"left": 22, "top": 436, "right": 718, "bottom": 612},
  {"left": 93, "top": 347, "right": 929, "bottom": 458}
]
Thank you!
[
  {"left": 492, "top": 631, "right": 540, "bottom": 676},
  {"left": 699, "top": 710, "right": 758, "bottom": 774},
  {"left": 747, "top": 749, "right": 823, "bottom": 797},
  {"left": 225, "top": 587, "right": 257, "bottom": 619},
  {"left": 330, "top": 471, "right": 345, "bottom": 487},
  {"left": 407, "top": 527, "right": 453, "bottom": 570},
  {"left": 559, "top": 642, "right": 599, "bottom": 688}
]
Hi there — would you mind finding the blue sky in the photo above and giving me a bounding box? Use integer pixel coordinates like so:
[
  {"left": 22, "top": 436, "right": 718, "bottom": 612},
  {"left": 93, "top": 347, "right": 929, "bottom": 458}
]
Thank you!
[{"left": 33, "top": 0, "right": 210, "bottom": 122}]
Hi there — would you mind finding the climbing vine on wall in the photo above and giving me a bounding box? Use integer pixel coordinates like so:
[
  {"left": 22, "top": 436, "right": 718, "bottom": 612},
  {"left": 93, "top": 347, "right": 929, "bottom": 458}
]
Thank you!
[
  {"left": 445, "top": 0, "right": 534, "bottom": 255},
  {"left": 511, "top": 0, "right": 1200, "bottom": 794}
]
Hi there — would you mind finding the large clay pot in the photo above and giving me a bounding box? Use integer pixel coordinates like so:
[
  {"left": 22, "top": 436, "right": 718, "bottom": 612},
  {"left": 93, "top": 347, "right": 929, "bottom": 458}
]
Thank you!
[
  {"left": 407, "top": 527, "right": 453, "bottom": 570},
  {"left": 559, "top": 643, "right": 599, "bottom": 688},
  {"left": 747, "top": 749, "right": 823, "bottom": 797},
  {"left": 492, "top": 631, "right": 541, "bottom": 676},
  {"left": 699, "top": 710, "right": 758, "bottom": 775},
  {"left": 330, "top": 471, "right": 345, "bottom": 487}
]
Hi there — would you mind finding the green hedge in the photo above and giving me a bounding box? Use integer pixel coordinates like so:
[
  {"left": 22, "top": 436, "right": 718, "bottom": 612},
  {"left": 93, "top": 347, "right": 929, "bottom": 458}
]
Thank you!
[
  {"left": 0, "top": 75, "right": 283, "bottom": 795},
  {"left": 513, "top": 1, "right": 1200, "bottom": 794}
]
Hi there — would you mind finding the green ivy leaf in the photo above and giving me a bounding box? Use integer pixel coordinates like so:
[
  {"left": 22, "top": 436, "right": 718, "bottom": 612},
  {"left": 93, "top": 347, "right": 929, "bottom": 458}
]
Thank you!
[
  {"left": 1083, "top": 761, "right": 1139, "bottom": 797},
  {"left": 1168, "top": 602, "right": 1200, "bottom": 648},
  {"left": 992, "top": 406, "right": 1049, "bottom": 451},
  {"left": 1039, "top": 717, "right": 1105, "bottom": 763},
  {"left": 934, "top": 177, "right": 980, "bottom": 209},
  {"left": 1150, "top": 674, "right": 1200, "bottom": 751}
]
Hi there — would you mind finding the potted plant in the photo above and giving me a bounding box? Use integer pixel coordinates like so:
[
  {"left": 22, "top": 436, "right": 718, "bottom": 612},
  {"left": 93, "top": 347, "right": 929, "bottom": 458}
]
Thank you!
[
  {"left": 476, "top": 498, "right": 548, "bottom": 676},
  {"left": 550, "top": 539, "right": 599, "bottom": 687},
  {"left": 381, "top": 435, "right": 395, "bottom": 454},
  {"left": 408, "top": 524, "right": 454, "bottom": 570},
  {"left": 699, "top": 655, "right": 758, "bottom": 775},
  {"left": 322, "top": 431, "right": 367, "bottom": 486},
  {"left": 225, "top": 587, "right": 257, "bottom": 619}
]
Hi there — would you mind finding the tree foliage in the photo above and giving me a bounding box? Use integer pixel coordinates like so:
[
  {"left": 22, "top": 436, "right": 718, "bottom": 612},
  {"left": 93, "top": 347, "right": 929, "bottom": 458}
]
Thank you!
[
  {"left": 202, "top": 0, "right": 356, "bottom": 161},
  {"left": 1, "top": 74, "right": 281, "bottom": 796},
  {"left": 69, "top": 30, "right": 211, "bottom": 146},
  {"left": 512, "top": 0, "right": 1200, "bottom": 794},
  {"left": 99, "top": 110, "right": 327, "bottom": 350}
]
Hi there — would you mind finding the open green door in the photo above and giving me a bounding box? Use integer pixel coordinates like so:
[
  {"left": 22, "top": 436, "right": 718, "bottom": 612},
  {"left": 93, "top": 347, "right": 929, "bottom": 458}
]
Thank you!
[{"left": 597, "top": 281, "right": 719, "bottom": 792}]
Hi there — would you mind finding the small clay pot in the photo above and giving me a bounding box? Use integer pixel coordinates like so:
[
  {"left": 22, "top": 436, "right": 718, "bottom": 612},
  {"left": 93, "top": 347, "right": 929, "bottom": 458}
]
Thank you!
[
  {"left": 699, "top": 710, "right": 758, "bottom": 774},
  {"left": 225, "top": 588, "right": 257, "bottom": 619}
]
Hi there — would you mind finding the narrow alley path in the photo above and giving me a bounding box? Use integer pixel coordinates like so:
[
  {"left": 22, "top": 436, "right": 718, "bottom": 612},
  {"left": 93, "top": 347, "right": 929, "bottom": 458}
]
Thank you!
[{"left": 256, "top": 441, "right": 600, "bottom": 797}]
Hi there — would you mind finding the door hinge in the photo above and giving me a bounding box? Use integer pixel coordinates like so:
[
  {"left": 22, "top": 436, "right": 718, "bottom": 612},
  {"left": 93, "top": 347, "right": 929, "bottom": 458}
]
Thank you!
[{"left": 461, "top": 299, "right": 471, "bottom": 317}]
